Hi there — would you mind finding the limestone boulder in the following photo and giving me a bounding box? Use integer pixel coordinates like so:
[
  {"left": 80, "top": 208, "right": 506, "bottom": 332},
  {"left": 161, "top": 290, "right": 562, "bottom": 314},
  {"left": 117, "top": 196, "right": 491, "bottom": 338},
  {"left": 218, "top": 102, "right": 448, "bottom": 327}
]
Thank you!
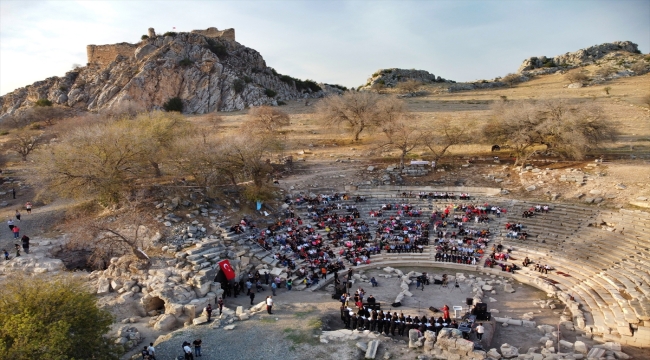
[
  {"left": 500, "top": 343, "right": 519, "bottom": 359},
  {"left": 153, "top": 314, "right": 177, "bottom": 331}
]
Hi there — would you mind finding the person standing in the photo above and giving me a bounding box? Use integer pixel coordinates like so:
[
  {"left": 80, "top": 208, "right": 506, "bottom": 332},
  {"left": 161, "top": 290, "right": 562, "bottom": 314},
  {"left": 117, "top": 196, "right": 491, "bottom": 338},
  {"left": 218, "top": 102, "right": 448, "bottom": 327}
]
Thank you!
[
  {"left": 264, "top": 271, "right": 270, "bottom": 285},
  {"left": 21, "top": 235, "right": 29, "bottom": 254},
  {"left": 249, "top": 289, "right": 255, "bottom": 305},
  {"left": 246, "top": 280, "right": 252, "bottom": 295},
  {"left": 3, "top": 249, "right": 9, "bottom": 261},
  {"left": 7, "top": 219, "right": 14, "bottom": 232},
  {"left": 205, "top": 304, "right": 212, "bottom": 322},
  {"left": 271, "top": 281, "right": 277, "bottom": 296},
  {"left": 141, "top": 346, "right": 149, "bottom": 359},
  {"left": 183, "top": 341, "right": 193, "bottom": 360},
  {"left": 25, "top": 201, "right": 32, "bottom": 214},
  {"left": 15, "top": 210, "right": 21, "bottom": 222},
  {"left": 286, "top": 278, "right": 293, "bottom": 291},
  {"left": 192, "top": 339, "right": 202, "bottom": 357},
  {"left": 12, "top": 225, "right": 19, "bottom": 239},
  {"left": 266, "top": 295, "right": 274, "bottom": 314},
  {"left": 14, "top": 244, "right": 20, "bottom": 257},
  {"left": 475, "top": 322, "right": 485, "bottom": 340},
  {"left": 147, "top": 343, "right": 156, "bottom": 360},
  {"left": 217, "top": 297, "right": 224, "bottom": 315}
]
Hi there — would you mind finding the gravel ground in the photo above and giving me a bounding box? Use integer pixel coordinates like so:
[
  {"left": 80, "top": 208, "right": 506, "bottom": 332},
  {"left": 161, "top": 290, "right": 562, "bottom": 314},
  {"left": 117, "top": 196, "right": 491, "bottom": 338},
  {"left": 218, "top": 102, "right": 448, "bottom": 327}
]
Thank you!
[{"left": 151, "top": 300, "right": 357, "bottom": 360}]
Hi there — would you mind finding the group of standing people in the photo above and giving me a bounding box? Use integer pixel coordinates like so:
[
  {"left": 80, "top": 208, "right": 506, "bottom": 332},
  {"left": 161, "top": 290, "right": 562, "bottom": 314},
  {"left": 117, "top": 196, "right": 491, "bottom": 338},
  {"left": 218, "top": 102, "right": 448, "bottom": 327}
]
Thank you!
[{"left": 3, "top": 202, "right": 32, "bottom": 260}]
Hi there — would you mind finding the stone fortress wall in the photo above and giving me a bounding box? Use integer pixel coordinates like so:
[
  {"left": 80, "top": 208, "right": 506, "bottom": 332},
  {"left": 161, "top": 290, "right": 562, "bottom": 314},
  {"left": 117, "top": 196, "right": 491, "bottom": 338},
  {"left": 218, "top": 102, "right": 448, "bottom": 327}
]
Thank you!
[
  {"left": 86, "top": 27, "right": 235, "bottom": 68},
  {"left": 86, "top": 42, "right": 139, "bottom": 68},
  {"left": 191, "top": 27, "right": 235, "bottom": 41}
]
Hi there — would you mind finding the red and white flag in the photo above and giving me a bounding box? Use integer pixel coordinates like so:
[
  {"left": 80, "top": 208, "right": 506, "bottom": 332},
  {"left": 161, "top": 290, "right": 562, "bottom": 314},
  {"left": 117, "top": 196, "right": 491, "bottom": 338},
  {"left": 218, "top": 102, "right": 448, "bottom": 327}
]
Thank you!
[{"left": 218, "top": 259, "right": 236, "bottom": 280}]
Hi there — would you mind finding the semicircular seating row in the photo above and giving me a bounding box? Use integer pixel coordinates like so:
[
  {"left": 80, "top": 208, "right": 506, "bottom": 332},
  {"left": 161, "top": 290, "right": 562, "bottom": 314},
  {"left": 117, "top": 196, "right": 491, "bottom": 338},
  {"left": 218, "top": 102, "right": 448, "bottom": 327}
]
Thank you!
[{"left": 495, "top": 201, "right": 650, "bottom": 348}]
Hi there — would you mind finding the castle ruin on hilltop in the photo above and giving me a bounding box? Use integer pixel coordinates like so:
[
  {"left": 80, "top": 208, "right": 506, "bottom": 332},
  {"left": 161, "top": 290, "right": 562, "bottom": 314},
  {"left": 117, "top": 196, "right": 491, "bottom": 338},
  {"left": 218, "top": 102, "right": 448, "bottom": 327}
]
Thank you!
[{"left": 85, "top": 27, "right": 236, "bottom": 68}]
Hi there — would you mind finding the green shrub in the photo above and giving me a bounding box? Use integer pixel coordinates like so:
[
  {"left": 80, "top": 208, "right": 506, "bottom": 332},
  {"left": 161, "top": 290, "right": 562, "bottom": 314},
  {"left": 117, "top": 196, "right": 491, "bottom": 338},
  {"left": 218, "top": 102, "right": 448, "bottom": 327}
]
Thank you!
[
  {"left": 244, "top": 76, "right": 253, "bottom": 83},
  {"left": 326, "top": 84, "right": 348, "bottom": 91},
  {"left": 233, "top": 79, "right": 245, "bottom": 94},
  {"left": 163, "top": 31, "right": 177, "bottom": 37},
  {"left": 0, "top": 131, "right": 9, "bottom": 136},
  {"left": 270, "top": 68, "right": 278, "bottom": 76},
  {"left": 277, "top": 100, "right": 287, "bottom": 106},
  {"left": 264, "top": 89, "right": 277, "bottom": 98},
  {"left": 378, "top": 79, "right": 385, "bottom": 85},
  {"left": 59, "top": 86, "right": 67, "bottom": 92},
  {"left": 205, "top": 39, "right": 228, "bottom": 57},
  {"left": 280, "top": 75, "right": 294, "bottom": 85},
  {"left": 178, "top": 58, "right": 193, "bottom": 67},
  {"left": 141, "top": 35, "right": 149, "bottom": 40},
  {"left": 163, "top": 97, "right": 183, "bottom": 112},
  {"left": 30, "top": 123, "right": 44, "bottom": 130},
  {"left": 34, "top": 99, "right": 52, "bottom": 107},
  {"left": 0, "top": 275, "right": 117, "bottom": 359}
]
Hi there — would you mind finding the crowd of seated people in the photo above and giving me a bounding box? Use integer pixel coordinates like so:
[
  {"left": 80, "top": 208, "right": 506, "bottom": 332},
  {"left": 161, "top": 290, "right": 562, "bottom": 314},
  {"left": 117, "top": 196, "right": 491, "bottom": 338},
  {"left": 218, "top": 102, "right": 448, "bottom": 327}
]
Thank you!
[
  {"left": 402, "top": 191, "right": 469, "bottom": 200},
  {"left": 429, "top": 203, "right": 499, "bottom": 265},
  {"left": 522, "top": 204, "right": 551, "bottom": 218}
]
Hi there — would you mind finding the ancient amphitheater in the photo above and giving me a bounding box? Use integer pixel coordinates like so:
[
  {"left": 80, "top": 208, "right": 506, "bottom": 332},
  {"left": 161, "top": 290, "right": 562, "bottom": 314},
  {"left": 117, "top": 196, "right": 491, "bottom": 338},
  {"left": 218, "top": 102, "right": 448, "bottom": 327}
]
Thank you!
[{"left": 165, "top": 184, "right": 650, "bottom": 359}]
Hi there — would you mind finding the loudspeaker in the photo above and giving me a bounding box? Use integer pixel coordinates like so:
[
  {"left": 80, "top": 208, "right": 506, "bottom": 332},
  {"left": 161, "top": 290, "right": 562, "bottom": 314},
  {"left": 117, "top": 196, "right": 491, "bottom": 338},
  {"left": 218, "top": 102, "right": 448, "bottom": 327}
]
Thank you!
[
  {"left": 466, "top": 298, "right": 473, "bottom": 306},
  {"left": 475, "top": 302, "right": 488, "bottom": 313},
  {"left": 391, "top": 302, "right": 402, "bottom": 307}
]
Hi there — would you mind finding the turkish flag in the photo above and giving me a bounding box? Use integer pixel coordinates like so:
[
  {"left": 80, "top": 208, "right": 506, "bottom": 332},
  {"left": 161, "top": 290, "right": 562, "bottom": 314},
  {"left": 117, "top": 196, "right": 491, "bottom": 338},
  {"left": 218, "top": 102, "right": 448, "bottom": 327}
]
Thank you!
[{"left": 218, "top": 260, "right": 236, "bottom": 280}]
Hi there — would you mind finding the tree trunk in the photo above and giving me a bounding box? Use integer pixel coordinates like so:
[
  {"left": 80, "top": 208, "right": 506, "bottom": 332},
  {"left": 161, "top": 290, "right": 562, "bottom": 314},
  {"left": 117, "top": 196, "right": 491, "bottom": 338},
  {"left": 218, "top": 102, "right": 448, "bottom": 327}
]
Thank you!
[
  {"left": 353, "top": 127, "right": 364, "bottom": 141},
  {"left": 150, "top": 161, "right": 162, "bottom": 177}
]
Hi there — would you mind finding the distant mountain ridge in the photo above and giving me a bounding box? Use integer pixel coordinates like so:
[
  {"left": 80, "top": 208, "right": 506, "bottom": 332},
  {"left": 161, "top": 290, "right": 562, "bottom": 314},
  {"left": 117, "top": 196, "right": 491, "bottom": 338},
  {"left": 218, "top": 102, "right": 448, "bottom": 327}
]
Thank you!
[{"left": 517, "top": 41, "right": 641, "bottom": 73}]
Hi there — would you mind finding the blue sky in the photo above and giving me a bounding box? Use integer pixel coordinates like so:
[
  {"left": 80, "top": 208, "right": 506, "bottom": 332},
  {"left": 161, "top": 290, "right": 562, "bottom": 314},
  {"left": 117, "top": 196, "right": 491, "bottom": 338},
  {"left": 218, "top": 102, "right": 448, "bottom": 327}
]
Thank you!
[{"left": 1, "top": 0, "right": 649, "bottom": 95}]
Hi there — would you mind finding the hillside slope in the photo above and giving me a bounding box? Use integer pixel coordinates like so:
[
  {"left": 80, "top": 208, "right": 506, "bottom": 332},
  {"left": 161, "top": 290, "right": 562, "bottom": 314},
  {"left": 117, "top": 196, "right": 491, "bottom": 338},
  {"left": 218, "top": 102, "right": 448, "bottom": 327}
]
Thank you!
[{"left": 0, "top": 29, "right": 323, "bottom": 119}]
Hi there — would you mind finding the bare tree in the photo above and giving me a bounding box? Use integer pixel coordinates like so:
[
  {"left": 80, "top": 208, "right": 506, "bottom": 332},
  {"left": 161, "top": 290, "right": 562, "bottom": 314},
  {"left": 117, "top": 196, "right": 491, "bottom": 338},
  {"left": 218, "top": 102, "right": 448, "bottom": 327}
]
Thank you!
[
  {"left": 370, "top": 82, "right": 385, "bottom": 93},
  {"left": 502, "top": 73, "right": 522, "bottom": 87},
  {"left": 378, "top": 117, "right": 425, "bottom": 169},
  {"left": 396, "top": 80, "right": 422, "bottom": 94},
  {"left": 595, "top": 65, "right": 616, "bottom": 78},
  {"left": 170, "top": 133, "right": 225, "bottom": 189},
  {"left": 316, "top": 92, "right": 400, "bottom": 141},
  {"left": 421, "top": 117, "right": 474, "bottom": 163},
  {"left": 483, "top": 101, "right": 540, "bottom": 166},
  {"left": 484, "top": 100, "right": 618, "bottom": 165},
  {"left": 132, "top": 111, "right": 189, "bottom": 177},
  {"left": 33, "top": 121, "right": 149, "bottom": 204},
  {"left": 631, "top": 61, "right": 648, "bottom": 75},
  {"left": 8, "top": 130, "right": 46, "bottom": 161},
  {"left": 565, "top": 70, "right": 589, "bottom": 84},
  {"left": 245, "top": 105, "right": 290, "bottom": 132},
  {"left": 66, "top": 195, "right": 162, "bottom": 269}
]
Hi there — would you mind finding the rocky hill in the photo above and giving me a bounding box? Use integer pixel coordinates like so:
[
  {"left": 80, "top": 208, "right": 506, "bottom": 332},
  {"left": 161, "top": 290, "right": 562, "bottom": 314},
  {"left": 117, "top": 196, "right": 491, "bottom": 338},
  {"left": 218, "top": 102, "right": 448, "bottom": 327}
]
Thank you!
[
  {"left": 360, "top": 68, "right": 453, "bottom": 90},
  {"left": 447, "top": 41, "right": 647, "bottom": 92},
  {"left": 517, "top": 41, "right": 641, "bottom": 73},
  {"left": 0, "top": 27, "right": 325, "bottom": 119}
]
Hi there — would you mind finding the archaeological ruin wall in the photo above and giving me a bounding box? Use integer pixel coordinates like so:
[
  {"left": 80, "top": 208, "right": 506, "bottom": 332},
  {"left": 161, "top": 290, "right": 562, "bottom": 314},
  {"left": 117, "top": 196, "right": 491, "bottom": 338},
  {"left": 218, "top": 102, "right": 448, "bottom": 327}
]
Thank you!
[
  {"left": 86, "top": 42, "right": 138, "bottom": 68},
  {"left": 191, "top": 27, "right": 235, "bottom": 41}
]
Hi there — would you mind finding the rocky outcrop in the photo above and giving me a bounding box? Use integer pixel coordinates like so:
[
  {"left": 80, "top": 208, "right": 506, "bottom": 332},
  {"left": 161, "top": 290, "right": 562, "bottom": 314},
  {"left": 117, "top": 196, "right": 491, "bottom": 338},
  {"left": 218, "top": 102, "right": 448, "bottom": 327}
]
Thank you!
[
  {"left": 517, "top": 41, "right": 640, "bottom": 72},
  {"left": 0, "top": 29, "right": 323, "bottom": 119},
  {"left": 361, "top": 68, "right": 452, "bottom": 89}
]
